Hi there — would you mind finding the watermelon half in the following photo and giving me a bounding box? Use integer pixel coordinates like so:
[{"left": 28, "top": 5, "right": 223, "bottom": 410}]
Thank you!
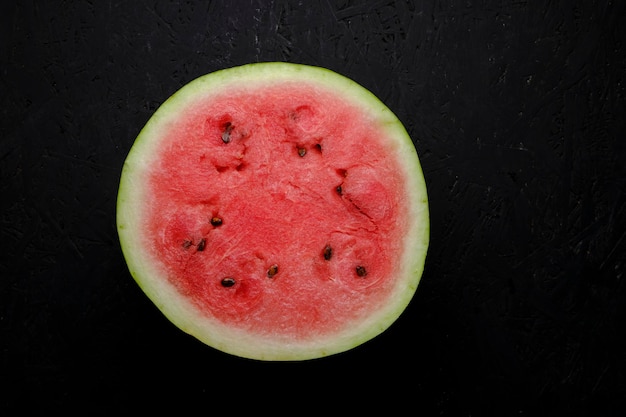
[{"left": 117, "top": 62, "right": 429, "bottom": 361}]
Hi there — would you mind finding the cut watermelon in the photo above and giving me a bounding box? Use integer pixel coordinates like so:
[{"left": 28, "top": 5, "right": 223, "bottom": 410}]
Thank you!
[{"left": 117, "top": 62, "right": 429, "bottom": 360}]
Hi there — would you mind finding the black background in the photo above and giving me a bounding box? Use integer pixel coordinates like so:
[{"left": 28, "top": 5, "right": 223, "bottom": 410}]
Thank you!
[{"left": 2, "top": 0, "right": 625, "bottom": 415}]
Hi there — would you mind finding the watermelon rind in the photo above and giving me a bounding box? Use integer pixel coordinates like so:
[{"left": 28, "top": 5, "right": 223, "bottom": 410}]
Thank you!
[{"left": 117, "top": 62, "right": 429, "bottom": 360}]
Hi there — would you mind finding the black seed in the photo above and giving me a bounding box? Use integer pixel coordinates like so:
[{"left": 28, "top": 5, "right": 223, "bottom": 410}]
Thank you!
[
  {"left": 221, "top": 122, "right": 233, "bottom": 143},
  {"left": 196, "top": 238, "right": 206, "bottom": 252},
  {"left": 356, "top": 265, "right": 367, "bottom": 277},
  {"left": 267, "top": 264, "right": 278, "bottom": 277},
  {"left": 297, "top": 147, "right": 307, "bottom": 157},
  {"left": 323, "top": 244, "right": 332, "bottom": 260},
  {"left": 336, "top": 185, "right": 343, "bottom": 195},
  {"left": 314, "top": 143, "right": 322, "bottom": 152},
  {"left": 210, "top": 217, "right": 223, "bottom": 226},
  {"left": 182, "top": 240, "right": 193, "bottom": 249},
  {"left": 221, "top": 277, "right": 236, "bottom": 287}
]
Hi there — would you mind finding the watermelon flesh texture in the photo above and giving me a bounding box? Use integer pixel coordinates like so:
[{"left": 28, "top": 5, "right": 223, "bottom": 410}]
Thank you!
[{"left": 117, "top": 63, "right": 429, "bottom": 360}]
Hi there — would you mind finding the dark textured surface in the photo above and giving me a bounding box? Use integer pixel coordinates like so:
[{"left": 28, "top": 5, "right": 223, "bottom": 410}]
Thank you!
[{"left": 2, "top": 0, "right": 625, "bottom": 414}]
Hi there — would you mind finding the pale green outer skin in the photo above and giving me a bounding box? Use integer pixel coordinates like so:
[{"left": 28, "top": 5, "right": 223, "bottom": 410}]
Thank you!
[{"left": 117, "top": 62, "right": 429, "bottom": 361}]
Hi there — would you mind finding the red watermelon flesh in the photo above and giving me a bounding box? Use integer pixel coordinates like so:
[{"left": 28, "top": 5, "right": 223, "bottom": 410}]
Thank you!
[{"left": 117, "top": 63, "right": 429, "bottom": 360}]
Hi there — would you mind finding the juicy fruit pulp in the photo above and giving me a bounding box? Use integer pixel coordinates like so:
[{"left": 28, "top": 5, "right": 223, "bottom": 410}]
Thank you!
[
  {"left": 117, "top": 63, "right": 429, "bottom": 360},
  {"left": 150, "top": 83, "right": 405, "bottom": 336}
]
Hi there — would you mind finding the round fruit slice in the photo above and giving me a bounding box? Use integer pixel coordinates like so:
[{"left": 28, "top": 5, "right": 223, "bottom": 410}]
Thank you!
[{"left": 117, "top": 62, "right": 429, "bottom": 360}]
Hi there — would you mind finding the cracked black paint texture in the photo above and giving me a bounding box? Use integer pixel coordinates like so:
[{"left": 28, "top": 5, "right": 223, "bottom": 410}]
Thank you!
[{"left": 1, "top": 0, "right": 625, "bottom": 415}]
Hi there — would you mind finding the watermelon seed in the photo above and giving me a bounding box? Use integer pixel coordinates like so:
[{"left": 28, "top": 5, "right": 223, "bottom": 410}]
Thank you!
[
  {"left": 182, "top": 239, "right": 193, "bottom": 249},
  {"left": 336, "top": 185, "right": 343, "bottom": 195},
  {"left": 314, "top": 143, "right": 322, "bottom": 153},
  {"left": 221, "top": 277, "right": 236, "bottom": 287},
  {"left": 221, "top": 122, "right": 233, "bottom": 143},
  {"left": 356, "top": 265, "right": 367, "bottom": 277},
  {"left": 196, "top": 238, "right": 206, "bottom": 252},
  {"left": 297, "top": 147, "right": 307, "bottom": 157},
  {"left": 323, "top": 244, "right": 332, "bottom": 260},
  {"left": 210, "top": 216, "right": 223, "bottom": 226},
  {"left": 267, "top": 264, "right": 279, "bottom": 278}
]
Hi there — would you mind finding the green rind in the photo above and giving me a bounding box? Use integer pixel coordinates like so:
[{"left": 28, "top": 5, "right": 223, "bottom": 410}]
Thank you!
[{"left": 117, "top": 62, "right": 429, "bottom": 361}]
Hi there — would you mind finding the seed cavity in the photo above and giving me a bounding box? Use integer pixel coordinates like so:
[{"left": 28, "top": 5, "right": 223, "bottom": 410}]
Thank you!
[
  {"left": 221, "top": 122, "right": 233, "bottom": 143},
  {"left": 356, "top": 265, "right": 367, "bottom": 277},
  {"left": 314, "top": 143, "right": 322, "bottom": 153},
  {"left": 182, "top": 239, "right": 193, "bottom": 249},
  {"left": 323, "top": 244, "right": 332, "bottom": 261},
  {"left": 210, "top": 216, "right": 223, "bottom": 227},
  {"left": 196, "top": 238, "right": 206, "bottom": 252},
  {"left": 267, "top": 264, "right": 278, "bottom": 278}
]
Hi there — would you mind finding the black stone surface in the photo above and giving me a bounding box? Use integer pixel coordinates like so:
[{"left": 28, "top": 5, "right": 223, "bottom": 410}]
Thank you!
[{"left": 2, "top": 1, "right": 625, "bottom": 415}]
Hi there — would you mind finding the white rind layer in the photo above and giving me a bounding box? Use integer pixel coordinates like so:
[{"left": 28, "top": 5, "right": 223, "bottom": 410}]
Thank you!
[{"left": 117, "top": 62, "right": 429, "bottom": 360}]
